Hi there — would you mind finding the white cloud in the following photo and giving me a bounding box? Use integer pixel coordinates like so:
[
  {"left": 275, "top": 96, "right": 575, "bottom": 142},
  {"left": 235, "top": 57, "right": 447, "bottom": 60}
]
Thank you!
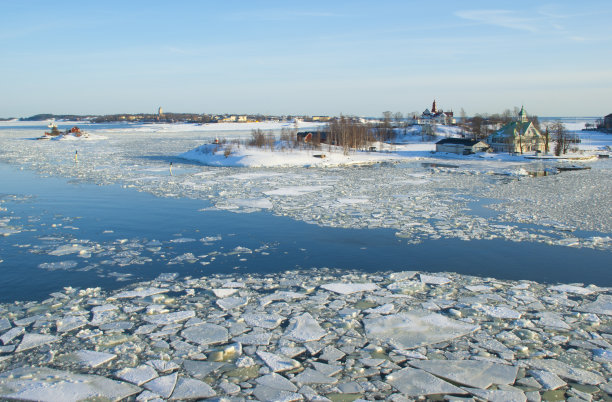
[{"left": 455, "top": 9, "right": 538, "bottom": 32}]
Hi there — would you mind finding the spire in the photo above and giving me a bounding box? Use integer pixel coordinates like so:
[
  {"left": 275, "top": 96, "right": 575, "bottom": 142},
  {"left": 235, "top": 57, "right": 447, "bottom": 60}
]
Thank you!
[{"left": 518, "top": 105, "right": 528, "bottom": 123}]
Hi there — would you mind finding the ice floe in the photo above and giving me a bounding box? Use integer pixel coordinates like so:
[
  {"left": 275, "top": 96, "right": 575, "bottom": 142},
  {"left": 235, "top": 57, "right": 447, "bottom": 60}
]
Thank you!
[{"left": 0, "top": 267, "right": 610, "bottom": 400}]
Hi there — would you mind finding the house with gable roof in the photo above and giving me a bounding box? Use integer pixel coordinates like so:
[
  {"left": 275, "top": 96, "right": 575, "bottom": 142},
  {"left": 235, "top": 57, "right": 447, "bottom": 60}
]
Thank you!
[{"left": 486, "top": 106, "right": 545, "bottom": 154}]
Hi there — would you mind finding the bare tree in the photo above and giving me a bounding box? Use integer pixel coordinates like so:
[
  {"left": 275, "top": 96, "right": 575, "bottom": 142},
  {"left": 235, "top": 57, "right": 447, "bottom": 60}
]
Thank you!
[
  {"left": 544, "top": 127, "right": 550, "bottom": 154},
  {"left": 550, "top": 121, "right": 570, "bottom": 156},
  {"left": 394, "top": 112, "right": 403, "bottom": 128},
  {"left": 376, "top": 111, "right": 394, "bottom": 142}
]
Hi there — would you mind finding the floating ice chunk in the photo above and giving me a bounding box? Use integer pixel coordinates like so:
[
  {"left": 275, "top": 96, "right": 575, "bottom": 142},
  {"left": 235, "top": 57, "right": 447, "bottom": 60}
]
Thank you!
[
  {"left": 593, "top": 348, "right": 612, "bottom": 362},
  {"left": 548, "top": 284, "right": 595, "bottom": 295},
  {"left": 144, "top": 310, "right": 195, "bottom": 325},
  {"left": 170, "top": 376, "right": 216, "bottom": 400},
  {"left": 419, "top": 274, "right": 451, "bottom": 285},
  {"left": 464, "top": 387, "right": 526, "bottom": 402},
  {"left": 364, "top": 303, "right": 395, "bottom": 315},
  {"left": 364, "top": 312, "right": 479, "bottom": 349},
  {"left": 0, "top": 318, "right": 10, "bottom": 332},
  {"left": 48, "top": 244, "right": 93, "bottom": 256},
  {"left": 320, "top": 282, "right": 379, "bottom": 295},
  {"left": 38, "top": 260, "right": 78, "bottom": 270},
  {"left": 252, "top": 385, "right": 303, "bottom": 402},
  {"left": 0, "top": 367, "right": 141, "bottom": 401},
  {"left": 216, "top": 296, "right": 248, "bottom": 310},
  {"left": 69, "top": 350, "right": 117, "bottom": 368},
  {"left": 112, "top": 287, "right": 169, "bottom": 299},
  {"left": 409, "top": 360, "right": 518, "bottom": 389},
  {"left": 212, "top": 288, "right": 239, "bottom": 298},
  {"left": 242, "top": 313, "right": 285, "bottom": 329},
  {"left": 529, "top": 369, "right": 566, "bottom": 390},
  {"left": 155, "top": 272, "right": 179, "bottom": 282},
  {"left": 235, "top": 356, "right": 256, "bottom": 368},
  {"left": 389, "top": 271, "right": 418, "bottom": 280},
  {"left": 577, "top": 295, "right": 612, "bottom": 316},
  {"left": 536, "top": 312, "right": 571, "bottom": 330},
  {"left": 259, "top": 291, "right": 307, "bottom": 306},
  {"left": 99, "top": 320, "right": 134, "bottom": 332},
  {"left": 291, "top": 368, "right": 338, "bottom": 385},
  {"left": 182, "top": 360, "right": 227, "bottom": 380},
  {"left": 56, "top": 315, "right": 88, "bottom": 333},
  {"left": 386, "top": 367, "right": 466, "bottom": 396},
  {"left": 145, "top": 360, "right": 180, "bottom": 374},
  {"left": 311, "top": 362, "right": 343, "bottom": 376},
  {"left": 115, "top": 365, "right": 159, "bottom": 386},
  {"left": 256, "top": 373, "right": 298, "bottom": 392},
  {"left": 466, "top": 285, "right": 494, "bottom": 292},
  {"left": 525, "top": 358, "right": 604, "bottom": 385},
  {"left": 15, "top": 333, "right": 59, "bottom": 352},
  {"left": 319, "top": 346, "right": 345, "bottom": 362},
  {"left": 223, "top": 281, "right": 245, "bottom": 288},
  {"left": 475, "top": 305, "right": 522, "bottom": 319},
  {"left": 233, "top": 332, "right": 272, "bottom": 345},
  {"left": 143, "top": 372, "right": 177, "bottom": 399},
  {"left": 169, "top": 238, "right": 196, "bottom": 243},
  {"left": 1, "top": 326, "right": 24, "bottom": 345},
  {"left": 181, "top": 324, "right": 228, "bottom": 346},
  {"left": 257, "top": 350, "right": 301, "bottom": 373},
  {"left": 284, "top": 313, "right": 327, "bottom": 342},
  {"left": 134, "top": 390, "right": 161, "bottom": 401},
  {"left": 264, "top": 185, "right": 330, "bottom": 196}
]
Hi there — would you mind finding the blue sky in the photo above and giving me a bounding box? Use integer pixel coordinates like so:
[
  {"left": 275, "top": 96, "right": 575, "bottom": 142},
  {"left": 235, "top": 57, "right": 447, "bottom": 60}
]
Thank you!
[{"left": 1, "top": 0, "right": 611, "bottom": 117}]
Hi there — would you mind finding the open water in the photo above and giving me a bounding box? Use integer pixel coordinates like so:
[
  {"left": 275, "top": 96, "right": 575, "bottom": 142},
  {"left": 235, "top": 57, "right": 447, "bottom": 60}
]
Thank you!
[{"left": 1, "top": 162, "right": 610, "bottom": 303}]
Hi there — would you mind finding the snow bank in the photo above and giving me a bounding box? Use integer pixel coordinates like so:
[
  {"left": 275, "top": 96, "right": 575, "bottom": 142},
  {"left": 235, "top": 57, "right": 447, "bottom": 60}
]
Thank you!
[{"left": 179, "top": 143, "right": 401, "bottom": 168}]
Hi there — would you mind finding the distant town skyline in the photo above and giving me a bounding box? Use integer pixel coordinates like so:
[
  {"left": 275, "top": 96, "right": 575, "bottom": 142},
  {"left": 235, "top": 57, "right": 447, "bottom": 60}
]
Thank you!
[{"left": 1, "top": 0, "right": 611, "bottom": 118}]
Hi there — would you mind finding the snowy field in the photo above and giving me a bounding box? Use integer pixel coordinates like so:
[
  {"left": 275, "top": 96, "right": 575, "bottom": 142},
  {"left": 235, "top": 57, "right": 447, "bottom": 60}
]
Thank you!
[{"left": 0, "top": 120, "right": 611, "bottom": 400}]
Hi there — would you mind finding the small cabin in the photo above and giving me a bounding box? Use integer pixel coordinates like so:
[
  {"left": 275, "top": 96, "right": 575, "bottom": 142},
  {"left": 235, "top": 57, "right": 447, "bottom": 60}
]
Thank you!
[{"left": 435, "top": 138, "right": 489, "bottom": 155}]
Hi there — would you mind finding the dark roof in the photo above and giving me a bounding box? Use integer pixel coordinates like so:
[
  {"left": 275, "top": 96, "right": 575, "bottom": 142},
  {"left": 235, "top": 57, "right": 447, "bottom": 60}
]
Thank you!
[{"left": 435, "top": 138, "right": 483, "bottom": 146}]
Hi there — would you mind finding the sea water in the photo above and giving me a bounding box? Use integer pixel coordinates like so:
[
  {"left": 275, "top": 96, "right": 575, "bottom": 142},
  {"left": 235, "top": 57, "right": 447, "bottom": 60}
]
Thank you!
[{"left": 1, "top": 162, "right": 610, "bottom": 303}]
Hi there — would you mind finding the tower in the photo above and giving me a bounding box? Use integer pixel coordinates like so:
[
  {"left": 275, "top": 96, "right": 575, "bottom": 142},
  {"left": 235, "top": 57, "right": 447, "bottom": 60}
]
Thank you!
[
  {"left": 518, "top": 106, "right": 528, "bottom": 123},
  {"left": 158, "top": 107, "right": 163, "bottom": 116},
  {"left": 432, "top": 100, "right": 437, "bottom": 114}
]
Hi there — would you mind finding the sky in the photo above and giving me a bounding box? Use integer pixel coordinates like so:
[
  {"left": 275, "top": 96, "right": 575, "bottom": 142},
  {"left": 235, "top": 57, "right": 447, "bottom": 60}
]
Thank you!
[{"left": 1, "top": 0, "right": 611, "bottom": 118}]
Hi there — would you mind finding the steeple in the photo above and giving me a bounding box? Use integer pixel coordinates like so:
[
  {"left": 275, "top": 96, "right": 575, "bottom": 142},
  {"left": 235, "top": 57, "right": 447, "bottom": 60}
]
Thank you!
[
  {"left": 518, "top": 105, "right": 528, "bottom": 123},
  {"left": 432, "top": 100, "right": 437, "bottom": 114}
]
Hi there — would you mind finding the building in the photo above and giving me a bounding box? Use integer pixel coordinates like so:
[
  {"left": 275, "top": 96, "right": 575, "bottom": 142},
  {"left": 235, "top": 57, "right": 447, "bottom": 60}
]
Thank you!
[
  {"left": 486, "top": 106, "right": 545, "bottom": 154},
  {"left": 158, "top": 107, "right": 163, "bottom": 116},
  {"left": 435, "top": 138, "right": 489, "bottom": 155},
  {"left": 604, "top": 113, "right": 612, "bottom": 132},
  {"left": 413, "top": 100, "right": 456, "bottom": 125}
]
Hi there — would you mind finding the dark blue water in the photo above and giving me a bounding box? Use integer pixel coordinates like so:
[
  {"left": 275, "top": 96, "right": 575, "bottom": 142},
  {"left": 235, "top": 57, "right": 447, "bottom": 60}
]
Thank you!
[{"left": 1, "top": 163, "right": 610, "bottom": 302}]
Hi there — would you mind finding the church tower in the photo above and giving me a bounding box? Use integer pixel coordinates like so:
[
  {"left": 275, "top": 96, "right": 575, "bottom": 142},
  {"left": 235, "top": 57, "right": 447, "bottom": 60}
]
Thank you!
[
  {"left": 518, "top": 106, "right": 528, "bottom": 123},
  {"left": 432, "top": 100, "right": 437, "bottom": 114}
]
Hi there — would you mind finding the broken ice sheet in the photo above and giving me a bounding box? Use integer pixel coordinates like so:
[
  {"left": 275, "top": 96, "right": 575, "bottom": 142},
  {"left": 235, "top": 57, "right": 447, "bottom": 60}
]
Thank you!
[
  {"left": 320, "top": 282, "right": 379, "bottom": 295},
  {"left": 409, "top": 359, "right": 518, "bottom": 389},
  {"left": 242, "top": 313, "right": 284, "bottom": 329},
  {"left": 64, "top": 349, "right": 117, "bottom": 368},
  {"left": 364, "top": 311, "right": 479, "bottom": 349},
  {"left": 283, "top": 312, "right": 327, "bottom": 342},
  {"left": 577, "top": 294, "right": 612, "bottom": 316},
  {"left": 257, "top": 350, "right": 301, "bottom": 373},
  {"left": 181, "top": 323, "right": 228, "bottom": 346},
  {"left": 15, "top": 333, "right": 59, "bottom": 352},
  {"left": 386, "top": 367, "right": 466, "bottom": 396},
  {"left": 115, "top": 364, "right": 158, "bottom": 385},
  {"left": 0, "top": 367, "right": 141, "bottom": 401}
]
